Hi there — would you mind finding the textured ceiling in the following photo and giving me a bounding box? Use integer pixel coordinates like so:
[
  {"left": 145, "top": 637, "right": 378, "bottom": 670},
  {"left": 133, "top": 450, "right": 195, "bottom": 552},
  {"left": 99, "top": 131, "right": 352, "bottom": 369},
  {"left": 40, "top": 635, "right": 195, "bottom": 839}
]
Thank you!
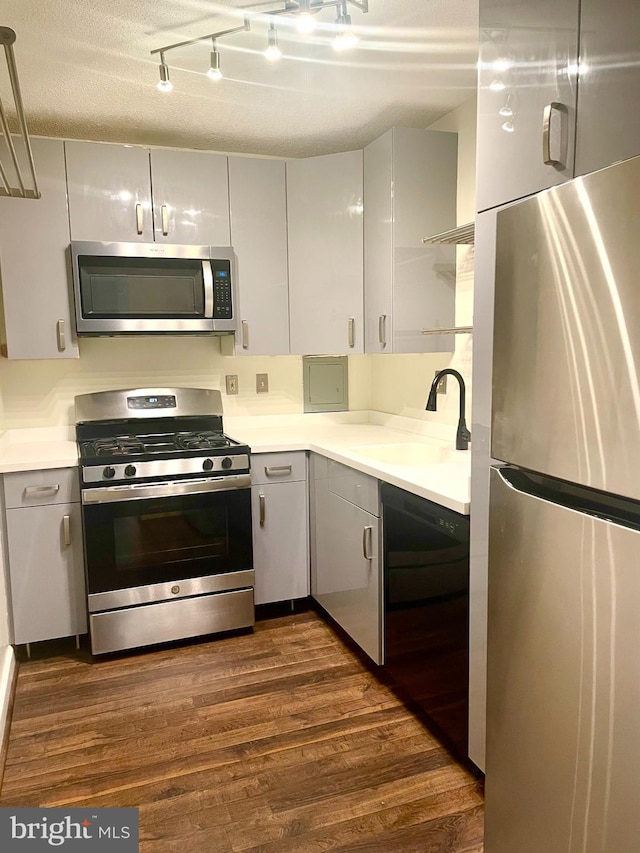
[{"left": 1, "top": 0, "right": 478, "bottom": 157}]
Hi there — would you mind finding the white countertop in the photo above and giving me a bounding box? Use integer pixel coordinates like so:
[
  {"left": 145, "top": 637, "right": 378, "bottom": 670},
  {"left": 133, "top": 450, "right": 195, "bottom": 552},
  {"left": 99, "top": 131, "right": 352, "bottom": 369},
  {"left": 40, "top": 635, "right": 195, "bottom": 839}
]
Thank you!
[{"left": 0, "top": 413, "right": 470, "bottom": 514}]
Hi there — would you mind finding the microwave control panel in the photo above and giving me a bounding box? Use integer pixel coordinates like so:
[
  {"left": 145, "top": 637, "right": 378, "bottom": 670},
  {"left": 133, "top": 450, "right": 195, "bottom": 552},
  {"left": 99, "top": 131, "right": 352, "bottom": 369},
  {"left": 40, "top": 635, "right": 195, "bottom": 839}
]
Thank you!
[{"left": 212, "top": 260, "right": 233, "bottom": 319}]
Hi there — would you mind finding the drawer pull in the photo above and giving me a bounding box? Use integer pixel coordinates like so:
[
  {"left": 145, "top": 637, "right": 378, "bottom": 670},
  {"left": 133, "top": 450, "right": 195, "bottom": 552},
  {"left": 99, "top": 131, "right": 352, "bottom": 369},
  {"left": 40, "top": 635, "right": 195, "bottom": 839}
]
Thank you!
[
  {"left": 259, "top": 493, "right": 266, "bottom": 526},
  {"left": 264, "top": 465, "right": 292, "bottom": 476},
  {"left": 25, "top": 485, "right": 60, "bottom": 495},
  {"left": 362, "top": 525, "right": 373, "bottom": 560},
  {"left": 63, "top": 514, "right": 71, "bottom": 547}
]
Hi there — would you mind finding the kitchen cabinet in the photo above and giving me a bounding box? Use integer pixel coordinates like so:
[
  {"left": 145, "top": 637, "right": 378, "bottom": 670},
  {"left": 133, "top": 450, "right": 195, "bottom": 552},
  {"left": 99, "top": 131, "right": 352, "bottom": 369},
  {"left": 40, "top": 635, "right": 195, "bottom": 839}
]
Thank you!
[
  {"left": 65, "top": 140, "right": 230, "bottom": 245},
  {"left": 0, "top": 137, "right": 79, "bottom": 359},
  {"left": 228, "top": 157, "right": 290, "bottom": 355},
  {"left": 251, "top": 452, "right": 308, "bottom": 604},
  {"left": 575, "top": 0, "right": 640, "bottom": 176},
  {"left": 310, "top": 454, "right": 382, "bottom": 664},
  {"left": 287, "top": 150, "right": 364, "bottom": 355},
  {"left": 2, "top": 468, "right": 86, "bottom": 645},
  {"left": 364, "top": 127, "right": 458, "bottom": 353},
  {"left": 476, "top": 0, "right": 579, "bottom": 212},
  {"left": 251, "top": 452, "right": 309, "bottom": 604}
]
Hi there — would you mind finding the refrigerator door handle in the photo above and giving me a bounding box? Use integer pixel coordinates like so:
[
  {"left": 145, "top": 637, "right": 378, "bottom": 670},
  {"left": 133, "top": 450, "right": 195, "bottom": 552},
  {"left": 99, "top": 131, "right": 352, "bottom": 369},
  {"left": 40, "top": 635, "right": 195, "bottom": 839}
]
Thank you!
[{"left": 495, "top": 466, "right": 640, "bottom": 532}]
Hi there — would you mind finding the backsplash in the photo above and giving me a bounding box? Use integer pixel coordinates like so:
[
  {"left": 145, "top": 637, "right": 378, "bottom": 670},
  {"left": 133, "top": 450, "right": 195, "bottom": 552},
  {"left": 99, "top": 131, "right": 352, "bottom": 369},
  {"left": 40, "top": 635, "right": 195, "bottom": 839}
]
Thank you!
[{"left": 0, "top": 338, "right": 372, "bottom": 428}]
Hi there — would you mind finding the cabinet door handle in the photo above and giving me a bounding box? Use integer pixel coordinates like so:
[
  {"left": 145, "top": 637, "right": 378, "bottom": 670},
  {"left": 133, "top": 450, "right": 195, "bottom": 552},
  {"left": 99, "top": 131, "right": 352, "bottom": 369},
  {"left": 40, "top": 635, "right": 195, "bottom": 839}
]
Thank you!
[
  {"left": 63, "top": 514, "right": 71, "bottom": 547},
  {"left": 161, "top": 204, "right": 169, "bottom": 236},
  {"left": 135, "top": 202, "right": 144, "bottom": 235},
  {"left": 25, "top": 485, "right": 60, "bottom": 495},
  {"left": 56, "top": 319, "right": 66, "bottom": 351},
  {"left": 259, "top": 493, "right": 266, "bottom": 527},
  {"left": 264, "top": 465, "right": 292, "bottom": 476},
  {"left": 378, "top": 314, "right": 387, "bottom": 346},
  {"left": 542, "top": 102, "right": 565, "bottom": 166},
  {"left": 362, "top": 525, "right": 373, "bottom": 560},
  {"left": 348, "top": 317, "right": 355, "bottom": 348},
  {"left": 241, "top": 320, "right": 249, "bottom": 349}
]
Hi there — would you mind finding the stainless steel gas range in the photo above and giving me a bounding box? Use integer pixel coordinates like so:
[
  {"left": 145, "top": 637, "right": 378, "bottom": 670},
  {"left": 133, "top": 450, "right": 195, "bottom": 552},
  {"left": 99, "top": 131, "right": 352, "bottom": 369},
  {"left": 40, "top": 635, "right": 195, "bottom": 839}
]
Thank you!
[{"left": 75, "top": 387, "right": 254, "bottom": 655}]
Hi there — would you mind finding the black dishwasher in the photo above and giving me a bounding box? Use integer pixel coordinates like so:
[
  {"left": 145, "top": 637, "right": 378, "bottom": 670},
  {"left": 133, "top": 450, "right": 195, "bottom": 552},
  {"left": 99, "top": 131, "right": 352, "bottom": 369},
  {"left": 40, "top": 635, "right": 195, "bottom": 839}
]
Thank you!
[{"left": 381, "top": 482, "right": 470, "bottom": 760}]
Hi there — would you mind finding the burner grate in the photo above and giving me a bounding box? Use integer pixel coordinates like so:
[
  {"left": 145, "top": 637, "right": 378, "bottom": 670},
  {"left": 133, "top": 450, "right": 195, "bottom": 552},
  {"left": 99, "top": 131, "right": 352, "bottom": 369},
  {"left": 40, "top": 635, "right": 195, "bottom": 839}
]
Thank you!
[{"left": 176, "top": 431, "right": 231, "bottom": 451}]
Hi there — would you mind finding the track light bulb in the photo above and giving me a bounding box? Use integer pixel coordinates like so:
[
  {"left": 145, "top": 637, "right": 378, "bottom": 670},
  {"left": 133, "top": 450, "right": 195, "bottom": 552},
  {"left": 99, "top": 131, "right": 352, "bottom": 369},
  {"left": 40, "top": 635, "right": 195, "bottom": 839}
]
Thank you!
[
  {"left": 333, "top": 12, "right": 358, "bottom": 51},
  {"left": 265, "top": 22, "right": 281, "bottom": 61},
  {"left": 157, "top": 60, "right": 173, "bottom": 92},
  {"left": 207, "top": 45, "right": 222, "bottom": 80},
  {"left": 297, "top": 12, "right": 316, "bottom": 33}
]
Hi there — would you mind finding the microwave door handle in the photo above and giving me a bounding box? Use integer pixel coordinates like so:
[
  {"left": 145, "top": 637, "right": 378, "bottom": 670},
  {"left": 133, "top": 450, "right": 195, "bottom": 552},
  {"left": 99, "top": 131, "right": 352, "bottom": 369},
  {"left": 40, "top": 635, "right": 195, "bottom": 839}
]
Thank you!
[{"left": 203, "top": 261, "right": 214, "bottom": 318}]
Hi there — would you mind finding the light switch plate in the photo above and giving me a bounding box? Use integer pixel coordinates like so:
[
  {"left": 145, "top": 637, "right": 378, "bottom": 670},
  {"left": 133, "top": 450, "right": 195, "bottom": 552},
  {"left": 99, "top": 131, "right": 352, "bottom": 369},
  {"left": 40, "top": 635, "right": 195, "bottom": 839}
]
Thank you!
[
  {"left": 225, "top": 375, "right": 238, "bottom": 395},
  {"left": 256, "top": 373, "right": 269, "bottom": 393}
]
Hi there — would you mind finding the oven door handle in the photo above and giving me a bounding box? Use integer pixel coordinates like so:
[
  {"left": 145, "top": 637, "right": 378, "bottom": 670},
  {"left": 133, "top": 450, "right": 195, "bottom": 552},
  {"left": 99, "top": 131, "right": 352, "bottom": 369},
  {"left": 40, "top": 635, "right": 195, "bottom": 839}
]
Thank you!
[{"left": 81, "top": 474, "right": 251, "bottom": 505}]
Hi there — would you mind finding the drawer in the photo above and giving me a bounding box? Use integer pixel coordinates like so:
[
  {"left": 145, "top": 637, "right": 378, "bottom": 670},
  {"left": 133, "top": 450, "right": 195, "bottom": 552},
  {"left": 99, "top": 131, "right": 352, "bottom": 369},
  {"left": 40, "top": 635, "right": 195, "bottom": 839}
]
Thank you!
[
  {"left": 327, "top": 458, "right": 379, "bottom": 516},
  {"left": 3, "top": 467, "right": 80, "bottom": 508},
  {"left": 251, "top": 452, "right": 307, "bottom": 485}
]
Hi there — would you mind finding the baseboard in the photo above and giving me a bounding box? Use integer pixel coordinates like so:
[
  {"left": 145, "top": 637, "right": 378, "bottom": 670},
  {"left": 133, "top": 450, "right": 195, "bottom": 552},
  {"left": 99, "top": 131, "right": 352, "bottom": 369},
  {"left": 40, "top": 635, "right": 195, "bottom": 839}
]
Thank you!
[{"left": 0, "top": 645, "right": 17, "bottom": 790}]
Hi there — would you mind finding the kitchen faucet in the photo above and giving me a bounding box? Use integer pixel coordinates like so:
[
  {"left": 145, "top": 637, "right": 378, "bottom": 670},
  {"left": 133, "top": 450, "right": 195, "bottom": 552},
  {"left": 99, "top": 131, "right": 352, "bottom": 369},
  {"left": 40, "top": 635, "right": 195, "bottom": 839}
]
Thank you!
[{"left": 426, "top": 369, "right": 471, "bottom": 450}]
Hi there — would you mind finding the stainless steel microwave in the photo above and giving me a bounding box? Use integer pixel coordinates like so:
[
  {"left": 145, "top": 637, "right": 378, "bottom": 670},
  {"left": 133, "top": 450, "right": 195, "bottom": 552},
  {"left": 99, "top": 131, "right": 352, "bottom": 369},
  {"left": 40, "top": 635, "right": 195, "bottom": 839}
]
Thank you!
[{"left": 70, "top": 242, "right": 236, "bottom": 336}]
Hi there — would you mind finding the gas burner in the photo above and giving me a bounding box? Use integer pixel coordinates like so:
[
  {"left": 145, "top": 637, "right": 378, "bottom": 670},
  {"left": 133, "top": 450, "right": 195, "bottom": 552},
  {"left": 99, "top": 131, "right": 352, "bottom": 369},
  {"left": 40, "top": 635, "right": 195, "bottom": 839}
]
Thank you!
[
  {"left": 92, "top": 436, "right": 146, "bottom": 456},
  {"left": 176, "top": 431, "right": 232, "bottom": 451}
]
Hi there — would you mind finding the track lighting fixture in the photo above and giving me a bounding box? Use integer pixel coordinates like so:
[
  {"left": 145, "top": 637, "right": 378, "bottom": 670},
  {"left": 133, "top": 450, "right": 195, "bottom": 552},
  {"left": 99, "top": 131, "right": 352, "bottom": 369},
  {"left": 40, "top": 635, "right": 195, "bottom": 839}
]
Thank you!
[
  {"left": 333, "top": 2, "right": 358, "bottom": 51},
  {"left": 265, "top": 21, "right": 282, "bottom": 60},
  {"left": 157, "top": 54, "right": 173, "bottom": 92},
  {"left": 207, "top": 40, "right": 222, "bottom": 79},
  {"left": 297, "top": 0, "right": 316, "bottom": 33},
  {"left": 150, "top": 1, "right": 369, "bottom": 89}
]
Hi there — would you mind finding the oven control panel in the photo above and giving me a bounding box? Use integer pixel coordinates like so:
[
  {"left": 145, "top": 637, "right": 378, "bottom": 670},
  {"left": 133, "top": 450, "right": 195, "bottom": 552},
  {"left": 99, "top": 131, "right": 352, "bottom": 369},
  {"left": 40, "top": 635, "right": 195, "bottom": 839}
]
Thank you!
[{"left": 127, "top": 395, "right": 177, "bottom": 410}]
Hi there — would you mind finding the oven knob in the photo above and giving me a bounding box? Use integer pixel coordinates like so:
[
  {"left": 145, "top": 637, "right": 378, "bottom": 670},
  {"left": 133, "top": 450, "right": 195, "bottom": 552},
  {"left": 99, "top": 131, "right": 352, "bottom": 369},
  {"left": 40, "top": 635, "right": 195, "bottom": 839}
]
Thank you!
[
  {"left": 202, "top": 458, "right": 214, "bottom": 471},
  {"left": 221, "top": 457, "right": 233, "bottom": 470},
  {"left": 124, "top": 465, "right": 137, "bottom": 477},
  {"left": 103, "top": 466, "right": 116, "bottom": 479}
]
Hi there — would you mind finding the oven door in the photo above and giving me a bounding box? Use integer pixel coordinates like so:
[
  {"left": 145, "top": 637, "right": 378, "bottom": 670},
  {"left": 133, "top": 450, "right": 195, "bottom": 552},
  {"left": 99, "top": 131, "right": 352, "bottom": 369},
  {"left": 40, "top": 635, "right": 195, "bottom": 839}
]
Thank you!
[{"left": 82, "top": 476, "right": 252, "bottom": 603}]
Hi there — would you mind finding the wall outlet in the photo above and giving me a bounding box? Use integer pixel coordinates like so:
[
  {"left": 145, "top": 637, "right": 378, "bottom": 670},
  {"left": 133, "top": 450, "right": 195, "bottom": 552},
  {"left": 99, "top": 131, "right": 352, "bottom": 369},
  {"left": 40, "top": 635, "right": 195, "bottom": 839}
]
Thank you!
[
  {"left": 225, "top": 374, "right": 238, "bottom": 395},
  {"left": 435, "top": 370, "right": 447, "bottom": 394},
  {"left": 256, "top": 373, "right": 269, "bottom": 394}
]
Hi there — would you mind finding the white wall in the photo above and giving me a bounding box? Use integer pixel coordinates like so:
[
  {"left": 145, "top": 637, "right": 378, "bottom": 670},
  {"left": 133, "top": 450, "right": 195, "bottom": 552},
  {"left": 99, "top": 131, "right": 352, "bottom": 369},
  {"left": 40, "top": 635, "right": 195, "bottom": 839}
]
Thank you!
[{"left": 369, "top": 96, "right": 477, "bottom": 433}]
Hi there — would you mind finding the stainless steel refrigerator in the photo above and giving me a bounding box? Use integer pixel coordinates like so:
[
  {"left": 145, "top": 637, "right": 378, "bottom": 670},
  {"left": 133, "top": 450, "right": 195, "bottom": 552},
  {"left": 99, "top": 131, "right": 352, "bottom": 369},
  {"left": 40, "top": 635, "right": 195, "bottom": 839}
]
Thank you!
[{"left": 485, "top": 154, "right": 640, "bottom": 853}]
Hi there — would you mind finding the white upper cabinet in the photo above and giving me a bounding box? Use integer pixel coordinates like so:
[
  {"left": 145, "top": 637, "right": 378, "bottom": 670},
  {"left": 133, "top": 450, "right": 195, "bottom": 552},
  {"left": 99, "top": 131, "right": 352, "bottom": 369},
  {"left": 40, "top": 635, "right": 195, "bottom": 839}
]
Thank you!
[
  {"left": 150, "top": 148, "right": 230, "bottom": 246},
  {"left": 287, "top": 150, "right": 364, "bottom": 355},
  {"left": 228, "top": 156, "right": 289, "bottom": 355},
  {"left": 65, "top": 141, "right": 231, "bottom": 245},
  {"left": 575, "top": 0, "right": 640, "bottom": 177},
  {"left": 476, "top": 0, "right": 579, "bottom": 212},
  {"left": 65, "top": 141, "right": 154, "bottom": 242},
  {"left": 0, "top": 137, "right": 79, "bottom": 359},
  {"left": 364, "top": 127, "right": 458, "bottom": 354}
]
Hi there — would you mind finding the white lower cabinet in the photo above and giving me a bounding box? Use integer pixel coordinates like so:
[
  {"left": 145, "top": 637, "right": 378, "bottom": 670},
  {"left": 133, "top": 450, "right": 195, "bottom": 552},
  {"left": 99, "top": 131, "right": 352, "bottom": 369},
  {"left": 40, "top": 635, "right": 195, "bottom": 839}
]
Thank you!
[
  {"left": 251, "top": 453, "right": 309, "bottom": 605},
  {"left": 3, "top": 469, "right": 86, "bottom": 645},
  {"left": 310, "top": 454, "right": 382, "bottom": 664}
]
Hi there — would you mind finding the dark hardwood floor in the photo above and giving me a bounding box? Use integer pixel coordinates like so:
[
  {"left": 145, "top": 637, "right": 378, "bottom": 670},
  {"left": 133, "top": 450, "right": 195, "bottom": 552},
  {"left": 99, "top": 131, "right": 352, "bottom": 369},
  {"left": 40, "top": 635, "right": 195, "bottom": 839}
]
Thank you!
[{"left": 0, "top": 611, "right": 483, "bottom": 852}]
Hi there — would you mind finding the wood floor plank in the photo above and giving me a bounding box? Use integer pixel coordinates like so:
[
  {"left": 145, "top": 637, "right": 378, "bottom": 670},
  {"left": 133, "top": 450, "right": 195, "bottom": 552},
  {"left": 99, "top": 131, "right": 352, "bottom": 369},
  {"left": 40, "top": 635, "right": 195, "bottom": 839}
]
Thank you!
[{"left": 1, "top": 611, "right": 483, "bottom": 851}]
